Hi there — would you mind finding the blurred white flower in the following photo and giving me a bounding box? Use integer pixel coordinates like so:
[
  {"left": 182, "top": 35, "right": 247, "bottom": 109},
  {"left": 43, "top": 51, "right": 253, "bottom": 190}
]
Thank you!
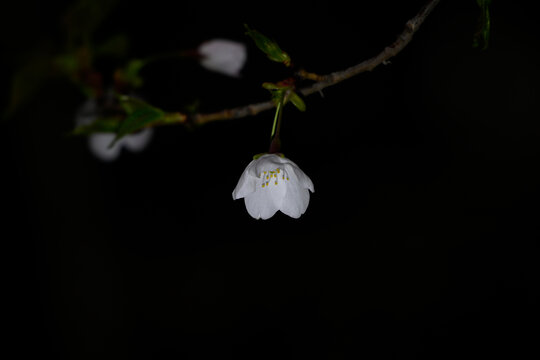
[
  {"left": 198, "top": 39, "right": 247, "bottom": 77},
  {"left": 87, "top": 129, "right": 153, "bottom": 162},
  {"left": 75, "top": 97, "right": 153, "bottom": 162},
  {"left": 232, "top": 154, "right": 314, "bottom": 219}
]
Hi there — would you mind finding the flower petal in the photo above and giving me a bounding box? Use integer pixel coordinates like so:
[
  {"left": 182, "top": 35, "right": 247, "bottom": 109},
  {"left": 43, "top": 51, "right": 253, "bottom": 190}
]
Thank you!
[
  {"left": 280, "top": 181, "right": 311, "bottom": 218},
  {"left": 88, "top": 133, "right": 123, "bottom": 162},
  {"left": 122, "top": 128, "right": 153, "bottom": 152},
  {"left": 233, "top": 153, "right": 313, "bottom": 219},
  {"left": 232, "top": 160, "right": 259, "bottom": 199},
  {"left": 198, "top": 39, "right": 247, "bottom": 78},
  {"left": 75, "top": 98, "right": 98, "bottom": 127},
  {"left": 284, "top": 162, "right": 314, "bottom": 192},
  {"left": 244, "top": 179, "right": 286, "bottom": 220},
  {"left": 249, "top": 154, "right": 284, "bottom": 177},
  {"left": 232, "top": 174, "right": 258, "bottom": 200}
]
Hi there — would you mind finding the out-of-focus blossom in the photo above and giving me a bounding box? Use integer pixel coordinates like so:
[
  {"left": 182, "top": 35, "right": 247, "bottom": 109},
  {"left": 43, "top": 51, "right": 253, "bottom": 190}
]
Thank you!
[
  {"left": 75, "top": 97, "right": 153, "bottom": 162},
  {"left": 87, "top": 129, "right": 152, "bottom": 162},
  {"left": 198, "top": 39, "right": 247, "bottom": 77},
  {"left": 232, "top": 154, "right": 314, "bottom": 219}
]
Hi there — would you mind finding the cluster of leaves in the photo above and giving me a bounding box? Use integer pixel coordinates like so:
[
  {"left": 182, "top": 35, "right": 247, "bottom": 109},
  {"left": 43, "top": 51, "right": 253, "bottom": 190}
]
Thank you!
[
  {"left": 93, "top": 25, "right": 307, "bottom": 146},
  {"left": 73, "top": 96, "right": 185, "bottom": 146},
  {"left": 5, "top": 0, "right": 134, "bottom": 118},
  {"left": 4, "top": 0, "right": 174, "bottom": 143},
  {"left": 263, "top": 81, "right": 305, "bottom": 112},
  {"left": 244, "top": 25, "right": 306, "bottom": 113},
  {"left": 5, "top": 0, "right": 307, "bottom": 147},
  {"left": 108, "top": 26, "right": 307, "bottom": 145}
]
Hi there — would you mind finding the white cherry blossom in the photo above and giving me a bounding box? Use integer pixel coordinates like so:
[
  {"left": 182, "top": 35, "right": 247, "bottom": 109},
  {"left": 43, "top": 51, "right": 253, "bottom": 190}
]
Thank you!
[
  {"left": 75, "top": 97, "right": 153, "bottom": 162},
  {"left": 232, "top": 154, "right": 314, "bottom": 219},
  {"left": 198, "top": 39, "right": 247, "bottom": 77},
  {"left": 87, "top": 129, "right": 153, "bottom": 162}
]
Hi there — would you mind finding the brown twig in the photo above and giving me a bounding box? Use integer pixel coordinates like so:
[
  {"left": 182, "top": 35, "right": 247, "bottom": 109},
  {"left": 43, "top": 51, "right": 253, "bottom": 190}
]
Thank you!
[
  {"left": 191, "top": 0, "right": 440, "bottom": 126},
  {"left": 192, "top": 101, "right": 276, "bottom": 126}
]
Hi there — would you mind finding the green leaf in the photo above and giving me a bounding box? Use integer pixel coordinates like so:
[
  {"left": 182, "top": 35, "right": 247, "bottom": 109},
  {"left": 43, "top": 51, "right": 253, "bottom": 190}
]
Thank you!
[
  {"left": 118, "top": 95, "right": 151, "bottom": 114},
  {"left": 72, "top": 116, "right": 121, "bottom": 135},
  {"left": 253, "top": 152, "right": 268, "bottom": 160},
  {"left": 116, "top": 59, "right": 146, "bottom": 88},
  {"left": 473, "top": 0, "right": 491, "bottom": 50},
  {"left": 244, "top": 24, "right": 291, "bottom": 66},
  {"left": 263, "top": 82, "right": 305, "bottom": 111},
  {"left": 268, "top": 88, "right": 287, "bottom": 107},
  {"left": 287, "top": 91, "right": 306, "bottom": 112},
  {"left": 262, "top": 82, "right": 282, "bottom": 90},
  {"left": 111, "top": 96, "right": 165, "bottom": 147},
  {"left": 263, "top": 82, "right": 289, "bottom": 104}
]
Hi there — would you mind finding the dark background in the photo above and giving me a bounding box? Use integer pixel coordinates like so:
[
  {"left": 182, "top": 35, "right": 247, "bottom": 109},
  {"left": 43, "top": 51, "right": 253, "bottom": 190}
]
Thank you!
[{"left": 4, "top": 0, "right": 539, "bottom": 358}]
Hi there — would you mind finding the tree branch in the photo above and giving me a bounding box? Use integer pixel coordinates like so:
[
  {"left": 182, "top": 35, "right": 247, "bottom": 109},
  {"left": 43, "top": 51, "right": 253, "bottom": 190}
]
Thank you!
[{"left": 192, "top": 0, "right": 440, "bottom": 126}]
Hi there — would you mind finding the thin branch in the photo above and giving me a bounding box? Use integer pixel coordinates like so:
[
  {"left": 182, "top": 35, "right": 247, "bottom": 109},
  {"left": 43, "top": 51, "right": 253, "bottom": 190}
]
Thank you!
[
  {"left": 192, "top": 0, "right": 440, "bottom": 126},
  {"left": 192, "top": 100, "right": 275, "bottom": 126}
]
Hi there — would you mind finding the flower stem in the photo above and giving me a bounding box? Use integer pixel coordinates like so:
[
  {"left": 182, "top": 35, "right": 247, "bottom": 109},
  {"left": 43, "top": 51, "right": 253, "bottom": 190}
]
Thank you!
[{"left": 269, "top": 100, "right": 283, "bottom": 153}]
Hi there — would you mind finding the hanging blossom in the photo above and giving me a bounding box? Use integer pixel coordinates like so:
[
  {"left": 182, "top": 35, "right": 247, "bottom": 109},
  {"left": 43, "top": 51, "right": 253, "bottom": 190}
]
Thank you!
[
  {"left": 198, "top": 39, "right": 247, "bottom": 77},
  {"left": 75, "top": 97, "right": 153, "bottom": 162},
  {"left": 232, "top": 154, "right": 314, "bottom": 219}
]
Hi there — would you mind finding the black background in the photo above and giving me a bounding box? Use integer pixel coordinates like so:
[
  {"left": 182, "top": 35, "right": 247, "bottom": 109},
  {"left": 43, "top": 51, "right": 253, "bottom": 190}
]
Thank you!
[{"left": 4, "top": 0, "right": 539, "bottom": 358}]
